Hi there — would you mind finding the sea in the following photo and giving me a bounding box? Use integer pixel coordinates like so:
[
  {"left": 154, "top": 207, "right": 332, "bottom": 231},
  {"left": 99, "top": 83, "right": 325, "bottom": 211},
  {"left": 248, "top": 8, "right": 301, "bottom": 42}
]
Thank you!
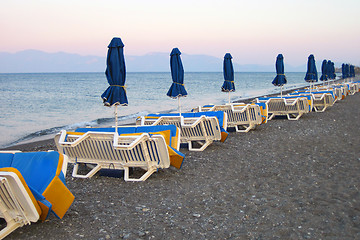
[{"left": 0, "top": 72, "right": 314, "bottom": 148}]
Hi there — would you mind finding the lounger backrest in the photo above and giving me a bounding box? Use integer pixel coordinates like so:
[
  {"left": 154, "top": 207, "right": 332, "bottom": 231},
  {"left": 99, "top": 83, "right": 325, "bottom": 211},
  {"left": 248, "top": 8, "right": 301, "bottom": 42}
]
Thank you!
[
  {"left": 144, "top": 113, "right": 223, "bottom": 138},
  {"left": 76, "top": 125, "right": 180, "bottom": 151},
  {"left": 63, "top": 132, "right": 170, "bottom": 169},
  {"left": 0, "top": 170, "right": 41, "bottom": 222}
]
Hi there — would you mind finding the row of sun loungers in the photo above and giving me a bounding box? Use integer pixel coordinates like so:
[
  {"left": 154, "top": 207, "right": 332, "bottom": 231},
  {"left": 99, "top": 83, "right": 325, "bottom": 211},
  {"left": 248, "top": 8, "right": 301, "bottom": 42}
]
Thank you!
[{"left": 1, "top": 80, "right": 359, "bottom": 238}]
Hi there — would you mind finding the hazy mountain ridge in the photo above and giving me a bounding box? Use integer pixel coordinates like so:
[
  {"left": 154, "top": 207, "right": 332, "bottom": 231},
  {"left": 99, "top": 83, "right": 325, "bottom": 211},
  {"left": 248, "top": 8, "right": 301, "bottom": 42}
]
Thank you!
[{"left": 0, "top": 50, "right": 309, "bottom": 73}]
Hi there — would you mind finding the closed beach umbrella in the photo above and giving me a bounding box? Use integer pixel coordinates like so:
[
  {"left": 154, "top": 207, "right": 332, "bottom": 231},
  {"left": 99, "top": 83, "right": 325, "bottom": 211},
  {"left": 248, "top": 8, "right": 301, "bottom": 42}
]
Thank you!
[
  {"left": 342, "top": 63, "right": 346, "bottom": 80},
  {"left": 101, "top": 37, "right": 128, "bottom": 132},
  {"left": 330, "top": 62, "right": 336, "bottom": 80},
  {"left": 272, "top": 54, "right": 287, "bottom": 97},
  {"left": 320, "top": 59, "right": 328, "bottom": 82},
  {"left": 304, "top": 54, "right": 318, "bottom": 93},
  {"left": 328, "top": 60, "right": 335, "bottom": 82},
  {"left": 350, "top": 65, "right": 355, "bottom": 78},
  {"left": 221, "top": 53, "right": 235, "bottom": 103},
  {"left": 345, "top": 64, "right": 350, "bottom": 80},
  {"left": 167, "top": 48, "right": 187, "bottom": 114}
]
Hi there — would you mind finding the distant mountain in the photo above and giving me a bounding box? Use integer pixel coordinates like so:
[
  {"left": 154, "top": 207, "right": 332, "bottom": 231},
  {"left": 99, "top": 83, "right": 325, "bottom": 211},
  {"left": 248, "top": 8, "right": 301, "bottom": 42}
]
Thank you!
[
  {"left": 0, "top": 50, "right": 105, "bottom": 73},
  {"left": 0, "top": 50, "right": 307, "bottom": 73}
]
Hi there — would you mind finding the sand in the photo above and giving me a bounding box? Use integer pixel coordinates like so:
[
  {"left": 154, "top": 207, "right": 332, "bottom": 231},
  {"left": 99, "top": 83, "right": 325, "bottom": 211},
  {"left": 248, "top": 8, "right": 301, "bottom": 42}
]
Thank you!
[{"left": 2, "top": 90, "right": 360, "bottom": 239}]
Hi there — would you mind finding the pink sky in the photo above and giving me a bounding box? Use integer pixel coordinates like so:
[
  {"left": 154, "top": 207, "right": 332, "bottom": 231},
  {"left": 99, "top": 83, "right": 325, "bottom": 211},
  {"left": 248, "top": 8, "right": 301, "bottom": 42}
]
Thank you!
[{"left": 1, "top": 0, "right": 359, "bottom": 66}]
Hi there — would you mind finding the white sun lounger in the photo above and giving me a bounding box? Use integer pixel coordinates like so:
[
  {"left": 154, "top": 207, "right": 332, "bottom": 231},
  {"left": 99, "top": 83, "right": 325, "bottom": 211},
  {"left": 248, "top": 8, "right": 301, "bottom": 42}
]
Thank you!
[
  {"left": 55, "top": 130, "right": 170, "bottom": 181},
  {"left": 192, "top": 103, "right": 264, "bottom": 132},
  {"left": 256, "top": 96, "right": 310, "bottom": 120},
  {"left": 0, "top": 171, "right": 40, "bottom": 239},
  {"left": 345, "top": 82, "right": 358, "bottom": 95},
  {"left": 316, "top": 85, "right": 346, "bottom": 101},
  {"left": 290, "top": 91, "right": 335, "bottom": 112},
  {"left": 136, "top": 112, "right": 228, "bottom": 151},
  {"left": 0, "top": 150, "right": 74, "bottom": 238}
]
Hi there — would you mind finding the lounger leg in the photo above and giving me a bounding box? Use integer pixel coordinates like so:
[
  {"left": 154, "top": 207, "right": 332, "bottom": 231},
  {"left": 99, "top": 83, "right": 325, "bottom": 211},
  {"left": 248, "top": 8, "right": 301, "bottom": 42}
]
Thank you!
[
  {"left": 267, "top": 113, "right": 275, "bottom": 120},
  {"left": 0, "top": 210, "right": 22, "bottom": 240},
  {"left": 235, "top": 124, "right": 252, "bottom": 133},
  {"left": 314, "top": 105, "right": 326, "bottom": 112},
  {"left": 72, "top": 163, "right": 102, "bottom": 178},
  {"left": 188, "top": 140, "right": 212, "bottom": 151},
  {"left": 287, "top": 113, "right": 302, "bottom": 121},
  {"left": 124, "top": 167, "right": 157, "bottom": 182}
]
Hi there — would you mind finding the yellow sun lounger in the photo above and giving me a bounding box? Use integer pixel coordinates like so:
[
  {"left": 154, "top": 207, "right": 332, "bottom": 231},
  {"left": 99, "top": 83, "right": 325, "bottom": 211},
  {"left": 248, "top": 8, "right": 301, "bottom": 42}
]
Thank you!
[
  {"left": 55, "top": 130, "right": 171, "bottom": 181},
  {"left": 192, "top": 103, "right": 266, "bottom": 132},
  {"left": 256, "top": 96, "right": 310, "bottom": 120}
]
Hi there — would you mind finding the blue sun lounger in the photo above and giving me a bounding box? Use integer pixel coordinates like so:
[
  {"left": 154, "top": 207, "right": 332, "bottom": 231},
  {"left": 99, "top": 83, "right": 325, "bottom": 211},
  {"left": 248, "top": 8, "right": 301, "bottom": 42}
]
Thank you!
[
  {"left": 55, "top": 125, "right": 184, "bottom": 181},
  {"left": 0, "top": 151, "right": 74, "bottom": 238},
  {"left": 136, "top": 111, "right": 228, "bottom": 151}
]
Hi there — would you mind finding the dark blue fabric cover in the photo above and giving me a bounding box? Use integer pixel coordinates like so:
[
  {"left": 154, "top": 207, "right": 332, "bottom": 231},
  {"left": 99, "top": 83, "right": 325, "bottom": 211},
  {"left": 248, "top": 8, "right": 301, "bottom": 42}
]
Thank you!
[
  {"left": 304, "top": 54, "right": 318, "bottom": 82},
  {"left": 328, "top": 61, "right": 336, "bottom": 80},
  {"left": 101, "top": 37, "right": 128, "bottom": 106},
  {"left": 272, "top": 54, "right": 287, "bottom": 86},
  {"left": 221, "top": 53, "right": 235, "bottom": 92},
  {"left": 350, "top": 65, "right": 355, "bottom": 77},
  {"left": 320, "top": 59, "right": 328, "bottom": 81},
  {"left": 167, "top": 48, "right": 188, "bottom": 98}
]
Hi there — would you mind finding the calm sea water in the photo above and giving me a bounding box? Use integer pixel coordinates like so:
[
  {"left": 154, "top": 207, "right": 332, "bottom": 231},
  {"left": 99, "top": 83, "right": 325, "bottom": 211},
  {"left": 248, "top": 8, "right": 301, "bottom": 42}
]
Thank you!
[{"left": 0, "top": 72, "right": 311, "bottom": 147}]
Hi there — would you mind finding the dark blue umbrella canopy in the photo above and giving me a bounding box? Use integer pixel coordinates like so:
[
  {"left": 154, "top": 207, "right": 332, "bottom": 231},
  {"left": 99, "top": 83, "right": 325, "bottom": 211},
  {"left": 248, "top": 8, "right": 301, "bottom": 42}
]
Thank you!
[
  {"left": 330, "top": 62, "right": 336, "bottom": 79},
  {"left": 221, "top": 53, "right": 235, "bottom": 92},
  {"left": 342, "top": 63, "right": 347, "bottom": 79},
  {"left": 167, "top": 48, "right": 188, "bottom": 98},
  {"left": 101, "top": 37, "right": 128, "bottom": 106},
  {"left": 328, "top": 60, "right": 335, "bottom": 80},
  {"left": 350, "top": 65, "right": 355, "bottom": 77},
  {"left": 345, "top": 64, "right": 350, "bottom": 78},
  {"left": 272, "top": 54, "right": 287, "bottom": 86},
  {"left": 304, "top": 54, "right": 318, "bottom": 82},
  {"left": 320, "top": 59, "right": 328, "bottom": 81}
]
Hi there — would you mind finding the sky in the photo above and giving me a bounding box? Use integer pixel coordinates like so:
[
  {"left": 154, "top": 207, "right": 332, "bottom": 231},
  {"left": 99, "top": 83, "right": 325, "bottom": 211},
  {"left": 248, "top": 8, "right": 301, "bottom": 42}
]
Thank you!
[{"left": 1, "top": 0, "right": 360, "bottom": 66}]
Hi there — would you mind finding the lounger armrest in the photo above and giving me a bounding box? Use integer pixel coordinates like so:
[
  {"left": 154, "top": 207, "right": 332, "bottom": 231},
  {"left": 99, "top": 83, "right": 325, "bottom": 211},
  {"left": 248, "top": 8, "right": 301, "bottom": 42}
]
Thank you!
[
  {"left": 58, "top": 130, "right": 88, "bottom": 147},
  {"left": 231, "top": 103, "right": 250, "bottom": 113},
  {"left": 113, "top": 133, "right": 150, "bottom": 150},
  {"left": 182, "top": 116, "right": 206, "bottom": 128}
]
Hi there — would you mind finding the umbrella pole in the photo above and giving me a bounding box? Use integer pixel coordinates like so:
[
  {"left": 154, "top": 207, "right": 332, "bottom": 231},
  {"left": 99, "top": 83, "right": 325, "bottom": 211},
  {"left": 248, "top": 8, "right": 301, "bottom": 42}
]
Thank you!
[
  {"left": 178, "top": 96, "right": 181, "bottom": 116},
  {"left": 114, "top": 104, "right": 118, "bottom": 133},
  {"left": 228, "top": 92, "right": 231, "bottom": 104},
  {"left": 280, "top": 86, "right": 283, "bottom": 98}
]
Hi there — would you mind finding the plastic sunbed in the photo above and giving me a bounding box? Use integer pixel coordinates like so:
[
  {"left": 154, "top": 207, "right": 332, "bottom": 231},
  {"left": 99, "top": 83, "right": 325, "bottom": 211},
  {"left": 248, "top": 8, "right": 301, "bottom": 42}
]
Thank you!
[
  {"left": 290, "top": 91, "right": 335, "bottom": 112},
  {"left": 55, "top": 126, "right": 179, "bottom": 181},
  {"left": 256, "top": 96, "right": 310, "bottom": 120},
  {"left": 192, "top": 103, "right": 266, "bottom": 132},
  {"left": 0, "top": 151, "right": 74, "bottom": 238},
  {"left": 136, "top": 111, "right": 228, "bottom": 151}
]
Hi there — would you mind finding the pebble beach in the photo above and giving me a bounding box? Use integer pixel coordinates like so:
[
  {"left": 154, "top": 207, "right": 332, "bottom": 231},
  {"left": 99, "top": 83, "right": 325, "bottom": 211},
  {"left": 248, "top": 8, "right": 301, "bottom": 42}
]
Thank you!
[{"left": 2, "top": 88, "right": 360, "bottom": 240}]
